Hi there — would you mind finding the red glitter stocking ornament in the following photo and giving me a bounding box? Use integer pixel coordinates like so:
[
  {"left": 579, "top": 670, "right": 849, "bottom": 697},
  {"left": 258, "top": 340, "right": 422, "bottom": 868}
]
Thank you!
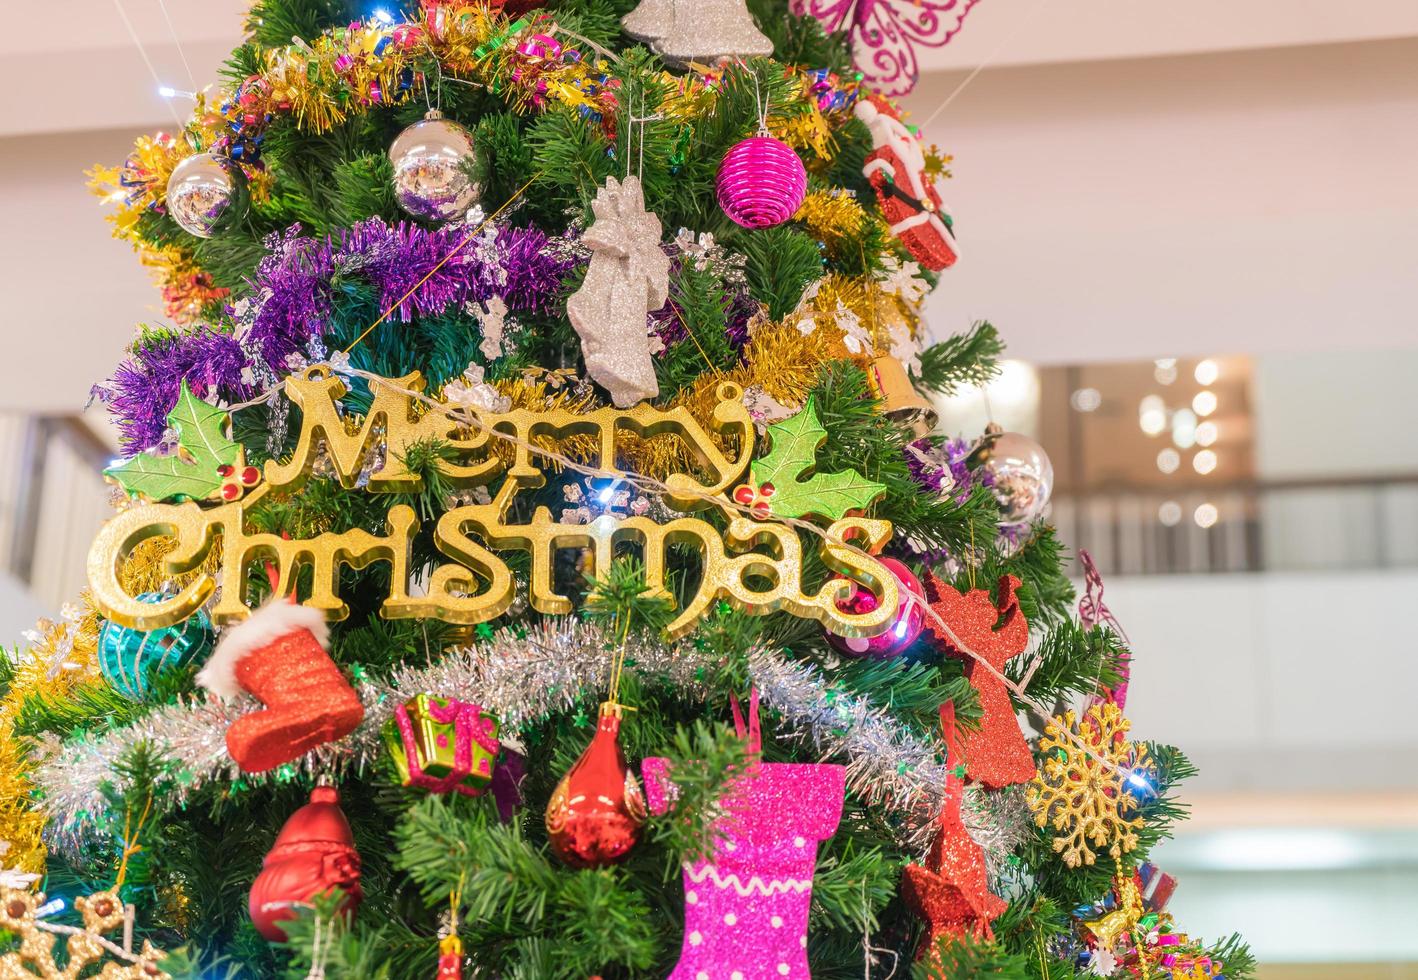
[
  {"left": 902, "top": 701, "right": 1007, "bottom": 961},
  {"left": 197, "top": 600, "right": 365, "bottom": 773},
  {"left": 925, "top": 574, "right": 1036, "bottom": 788}
]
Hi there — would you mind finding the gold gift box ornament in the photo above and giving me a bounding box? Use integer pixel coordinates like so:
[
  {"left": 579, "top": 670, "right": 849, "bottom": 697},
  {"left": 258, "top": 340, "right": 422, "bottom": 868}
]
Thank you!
[{"left": 385, "top": 694, "right": 501, "bottom": 795}]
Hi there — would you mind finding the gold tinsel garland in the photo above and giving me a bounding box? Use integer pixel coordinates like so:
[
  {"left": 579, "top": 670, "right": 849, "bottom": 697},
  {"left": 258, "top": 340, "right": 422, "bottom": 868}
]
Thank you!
[{"left": 87, "top": 117, "right": 272, "bottom": 325}]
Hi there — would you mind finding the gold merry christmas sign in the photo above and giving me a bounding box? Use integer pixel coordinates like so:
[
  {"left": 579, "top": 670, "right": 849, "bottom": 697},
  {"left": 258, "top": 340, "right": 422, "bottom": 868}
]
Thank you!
[{"left": 89, "top": 367, "right": 901, "bottom": 640}]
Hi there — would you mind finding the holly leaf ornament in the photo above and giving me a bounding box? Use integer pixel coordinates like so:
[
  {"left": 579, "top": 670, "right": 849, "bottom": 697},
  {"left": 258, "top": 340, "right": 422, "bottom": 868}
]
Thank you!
[
  {"left": 105, "top": 382, "right": 242, "bottom": 502},
  {"left": 748, "top": 397, "right": 886, "bottom": 521}
]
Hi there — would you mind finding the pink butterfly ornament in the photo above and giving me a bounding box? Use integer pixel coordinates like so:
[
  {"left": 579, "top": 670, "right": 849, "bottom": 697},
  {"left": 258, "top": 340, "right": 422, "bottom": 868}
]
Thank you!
[{"left": 792, "top": 0, "right": 981, "bottom": 96}]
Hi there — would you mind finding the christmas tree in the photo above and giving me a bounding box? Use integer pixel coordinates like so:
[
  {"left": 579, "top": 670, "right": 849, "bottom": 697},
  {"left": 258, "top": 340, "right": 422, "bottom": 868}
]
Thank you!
[{"left": 0, "top": 0, "right": 1255, "bottom": 976}]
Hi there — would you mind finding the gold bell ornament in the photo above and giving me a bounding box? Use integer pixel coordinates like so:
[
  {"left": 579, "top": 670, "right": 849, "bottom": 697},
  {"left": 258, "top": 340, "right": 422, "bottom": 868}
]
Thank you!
[{"left": 869, "top": 354, "right": 939, "bottom": 437}]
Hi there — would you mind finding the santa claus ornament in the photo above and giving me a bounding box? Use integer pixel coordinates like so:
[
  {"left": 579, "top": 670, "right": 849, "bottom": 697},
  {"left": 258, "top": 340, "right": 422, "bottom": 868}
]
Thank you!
[
  {"left": 855, "top": 97, "right": 959, "bottom": 271},
  {"left": 249, "top": 785, "right": 363, "bottom": 941},
  {"left": 197, "top": 600, "right": 365, "bottom": 773},
  {"left": 924, "top": 574, "right": 1036, "bottom": 789}
]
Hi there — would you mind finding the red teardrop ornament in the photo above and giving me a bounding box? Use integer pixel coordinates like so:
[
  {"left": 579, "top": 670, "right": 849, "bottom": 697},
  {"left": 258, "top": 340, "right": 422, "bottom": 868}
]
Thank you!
[{"left": 545, "top": 702, "right": 646, "bottom": 868}]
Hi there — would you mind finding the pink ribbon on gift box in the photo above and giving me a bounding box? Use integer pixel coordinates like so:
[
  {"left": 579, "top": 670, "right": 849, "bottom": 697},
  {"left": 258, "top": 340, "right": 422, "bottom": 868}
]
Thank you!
[{"left": 394, "top": 698, "right": 500, "bottom": 796}]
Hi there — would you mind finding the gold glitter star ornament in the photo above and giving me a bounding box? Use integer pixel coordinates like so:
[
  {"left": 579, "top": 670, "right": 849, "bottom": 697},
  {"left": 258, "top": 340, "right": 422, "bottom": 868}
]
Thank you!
[
  {"left": 0, "top": 887, "right": 169, "bottom": 978},
  {"left": 1027, "top": 701, "right": 1147, "bottom": 868}
]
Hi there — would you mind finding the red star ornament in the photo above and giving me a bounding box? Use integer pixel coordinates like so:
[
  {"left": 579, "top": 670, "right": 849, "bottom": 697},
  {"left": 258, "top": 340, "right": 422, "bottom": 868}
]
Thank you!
[
  {"left": 925, "top": 573, "right": 1036, "bottom": 789},
  {"left": 902, "top": 701, "right": 1007, "bottom": 961}
]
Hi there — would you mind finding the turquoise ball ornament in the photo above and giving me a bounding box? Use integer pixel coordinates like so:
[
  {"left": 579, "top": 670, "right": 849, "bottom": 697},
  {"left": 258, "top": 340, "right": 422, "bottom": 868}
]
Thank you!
[{"left": 97, "top": 594, "right": 215, "bottom": 700}]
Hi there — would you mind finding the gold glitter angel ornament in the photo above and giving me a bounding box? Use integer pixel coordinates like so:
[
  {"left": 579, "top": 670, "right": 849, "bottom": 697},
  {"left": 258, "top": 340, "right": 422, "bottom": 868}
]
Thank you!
[{"left": 566, "top": 174, "right": 669, "bottom": 408}]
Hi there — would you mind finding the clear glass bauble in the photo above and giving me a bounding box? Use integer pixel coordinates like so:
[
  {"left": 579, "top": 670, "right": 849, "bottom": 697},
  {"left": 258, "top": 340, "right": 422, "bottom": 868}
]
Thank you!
[
  {"left": 165, "top": 152, "right": 249, "bottom": 238},
  {"left": 983, "top": 431, "right": 1054, "bottom": 526},
  {"left": 389, "top": 111, "right": 484, "bottom": 224}
]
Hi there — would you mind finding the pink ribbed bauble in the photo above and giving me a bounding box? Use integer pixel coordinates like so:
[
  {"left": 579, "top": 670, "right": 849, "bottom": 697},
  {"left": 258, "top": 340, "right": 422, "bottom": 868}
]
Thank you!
[{"left": 716, "top": 135, "right": 807, "bottom": 228}]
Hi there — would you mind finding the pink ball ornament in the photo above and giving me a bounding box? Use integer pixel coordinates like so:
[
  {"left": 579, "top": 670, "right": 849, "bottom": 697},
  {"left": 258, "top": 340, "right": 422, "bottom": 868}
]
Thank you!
[
  {"left": 827, "top": 557, "right": 926, "bottom": 658},
  {"left": 716, "top": 134, "right": 807, "bottom": 228}
]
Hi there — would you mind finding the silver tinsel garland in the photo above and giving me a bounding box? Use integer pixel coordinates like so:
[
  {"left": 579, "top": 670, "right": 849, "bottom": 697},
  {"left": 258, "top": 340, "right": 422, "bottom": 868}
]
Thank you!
[{"left": 35, "top": 620, "right": 1029, "bottom": 863}]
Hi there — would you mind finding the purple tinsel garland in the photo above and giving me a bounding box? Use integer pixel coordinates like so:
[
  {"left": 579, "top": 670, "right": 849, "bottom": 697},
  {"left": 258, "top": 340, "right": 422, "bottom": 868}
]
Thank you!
[
  {"left": 100, "top": 218, "right": 579, "bottom": 451},
  {"left": 906, "top": 435, "right": 984, "bottom": 501},
  {"left": 104, "top": 330, "right": 254, "bottom": 452},
  {"left": 240, "top": 219, "right": 577, "bottom": 377},
  {"left": 900, "top": 436, "right": 998, "bottom": 565}
]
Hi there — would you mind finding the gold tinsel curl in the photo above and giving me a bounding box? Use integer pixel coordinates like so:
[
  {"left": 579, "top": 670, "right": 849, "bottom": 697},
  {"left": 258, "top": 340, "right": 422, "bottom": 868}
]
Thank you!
[
  {"left": 796, "top": 273, "right": 922, "bottom": 351},
  {"left": 632, "top": 320, "right": 865, "bottom": 480},
  {"left": 793, "top": 190, "right": 870, "bottom": 255},
  {"left": 771, "top": 109, "right": 835, "bottom": 163},
  {"left": 0, "top": 610, "right": 100, "bottom": 879}
]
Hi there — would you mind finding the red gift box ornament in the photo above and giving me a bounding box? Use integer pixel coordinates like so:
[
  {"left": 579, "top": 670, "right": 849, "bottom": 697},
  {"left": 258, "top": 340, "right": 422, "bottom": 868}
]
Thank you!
[
  {"left": 924, "top": 573, "right": 1036, "bottom": 789},
  {"left": 386, "top": 695, "right": 501, "bottom": 795},
  {"left": 197, "top": 599, "right": 365, "bottom": 773},
  {"left": 249, "top": 785, "right": 363, "bottom": 942}
]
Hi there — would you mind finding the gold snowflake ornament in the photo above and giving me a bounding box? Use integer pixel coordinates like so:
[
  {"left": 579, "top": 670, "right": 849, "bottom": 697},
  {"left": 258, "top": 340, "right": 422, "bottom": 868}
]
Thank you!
[
  {"left": 0, "top": 887, "right": 169, "bottom": 979},
  {"left": 1027, "top": 701, "right": 1148, "bottom": 867}
]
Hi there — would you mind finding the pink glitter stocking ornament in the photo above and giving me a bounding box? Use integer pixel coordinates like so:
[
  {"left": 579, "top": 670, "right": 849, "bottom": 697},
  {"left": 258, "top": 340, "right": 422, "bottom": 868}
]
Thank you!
[{"left": 643, "top": 690, "right": 845, "bottom": 979}]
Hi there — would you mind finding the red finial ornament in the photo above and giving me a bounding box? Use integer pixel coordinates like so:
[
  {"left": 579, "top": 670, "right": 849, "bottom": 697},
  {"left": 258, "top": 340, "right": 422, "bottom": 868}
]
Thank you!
[
  {"left": 435, "top": 935, "right": 464, "bottom": 979},
  {"left": 925, "top": 573, "right": 1036, "bottom": 788},
  {"left": 901, "top": 701, "right": 1007, "bottom": 961},
  {"left": 545, "top": 702, "right": 646, "bottom": 868}
]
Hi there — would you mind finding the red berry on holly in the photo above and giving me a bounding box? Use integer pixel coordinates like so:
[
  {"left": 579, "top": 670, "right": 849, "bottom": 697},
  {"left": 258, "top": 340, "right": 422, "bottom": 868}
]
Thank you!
[
  {"left": 221, "top": 482, "right": 241, "bottom": 501},
  {"left": 733, "top": 485, "right": 755, "bottom": 506},
  {"left": 218, "top": 464, "right": 235, "bottom": 477},
  {"left": 241, "top": 465, "right": 261, "bottom": 486},
  {"left": 761, "top": 483, "right": 775, "bottom": 497}
]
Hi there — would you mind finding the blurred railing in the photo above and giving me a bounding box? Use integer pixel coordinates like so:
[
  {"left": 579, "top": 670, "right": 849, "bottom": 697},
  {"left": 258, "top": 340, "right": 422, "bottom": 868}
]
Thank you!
[
  {"left": 1052, "top": 476, "right": 1418, "bottom": 576},
  {"left": 0, "top": 413, "right": 113, "bottom": 611}
]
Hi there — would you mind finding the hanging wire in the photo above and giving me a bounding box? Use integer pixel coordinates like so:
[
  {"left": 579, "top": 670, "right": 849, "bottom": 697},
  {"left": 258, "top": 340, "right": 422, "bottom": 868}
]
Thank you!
[
  {"left": 918, "top": 0, "right": 1056, "bottom": 129},
  {"left": 110, "top": 0, "right": 186, "bottom": 126},
  {"left": 153, "top": 0, "right": 199, "bottom": 93}
]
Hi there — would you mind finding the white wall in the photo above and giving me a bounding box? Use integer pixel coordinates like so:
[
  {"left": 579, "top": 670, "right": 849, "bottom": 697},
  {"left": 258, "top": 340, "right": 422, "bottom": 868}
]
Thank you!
[
  {"left": 1105, "top": 570, "right": 1418, "bottom": 793},
  {"left": 1254, "top": 350, "right": 1418, "bottom": 480},
  {"left": 907, "top": 38, "right": 1418, "bottom": 365},
  {"left": 0, "top": 129, "right": 157, "bottom": 414}
]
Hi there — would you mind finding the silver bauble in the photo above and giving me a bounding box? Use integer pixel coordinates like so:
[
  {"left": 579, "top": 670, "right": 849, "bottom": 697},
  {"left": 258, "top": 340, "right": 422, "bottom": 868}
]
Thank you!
[
  {"left": 165, "top": 152, "right": 249, "bottom": 239},
  {"left": 389, "top": 111, "right": 483, "bottom": 223},
  {"left": 982, "top": 430, "right": 1054, "bottom": 526}
]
